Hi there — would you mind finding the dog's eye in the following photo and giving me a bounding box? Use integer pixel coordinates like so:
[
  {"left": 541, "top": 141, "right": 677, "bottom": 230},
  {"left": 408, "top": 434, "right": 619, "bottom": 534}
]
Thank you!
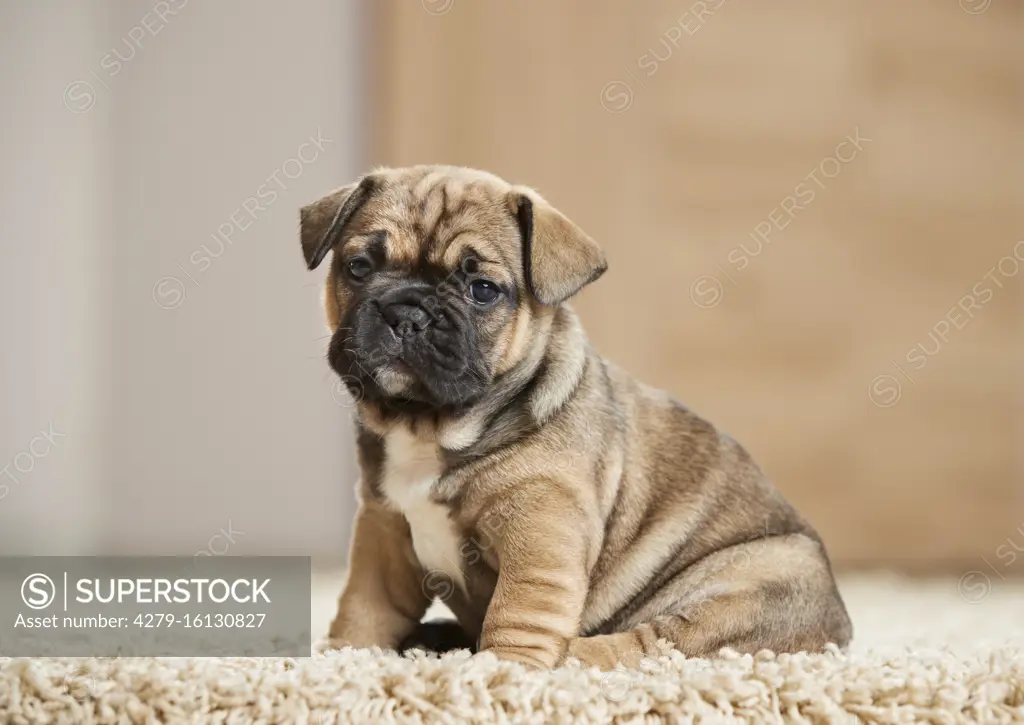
[
  {"left": 346, "top": 257, "right": 372, "bottom": 280},
  {"left": 468, "top": 280, "right": 501, "bottom": 305}
]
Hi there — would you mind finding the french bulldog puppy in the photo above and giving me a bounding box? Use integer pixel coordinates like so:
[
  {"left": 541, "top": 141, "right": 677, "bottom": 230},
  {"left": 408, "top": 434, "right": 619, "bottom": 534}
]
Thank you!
[{"left": 301, "top": 165, "right": 851, "bottom": 669}]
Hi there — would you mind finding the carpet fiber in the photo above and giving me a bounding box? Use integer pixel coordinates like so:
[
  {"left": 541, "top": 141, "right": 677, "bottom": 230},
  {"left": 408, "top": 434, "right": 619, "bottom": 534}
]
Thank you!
[{"left": 2, "top": 573, "right": 1023, "bottom": 724}]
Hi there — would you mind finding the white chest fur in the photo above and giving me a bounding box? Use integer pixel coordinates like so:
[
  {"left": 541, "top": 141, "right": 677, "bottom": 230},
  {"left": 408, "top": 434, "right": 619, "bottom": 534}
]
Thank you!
[{"left": 381, "top": 427, "right": 466, "bottom": 591}]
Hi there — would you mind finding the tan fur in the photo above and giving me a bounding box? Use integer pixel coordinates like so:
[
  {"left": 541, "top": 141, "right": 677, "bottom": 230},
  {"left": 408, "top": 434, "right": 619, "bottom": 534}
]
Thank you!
[{"left": 301, "top": 165, "right": 851, "bottom": 670}]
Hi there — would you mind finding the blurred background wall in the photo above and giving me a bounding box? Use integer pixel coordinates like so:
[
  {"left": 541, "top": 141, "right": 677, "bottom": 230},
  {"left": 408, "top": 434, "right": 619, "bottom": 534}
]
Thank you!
[
  {"left": 0, "top": 0, "right": 364, "bottom": 555},
  {"left": 371, "top": 0, "right": 1023, "bottom": 572},
  {"left": 0, "top": 1, "right": 1020, "bottom": 572}
]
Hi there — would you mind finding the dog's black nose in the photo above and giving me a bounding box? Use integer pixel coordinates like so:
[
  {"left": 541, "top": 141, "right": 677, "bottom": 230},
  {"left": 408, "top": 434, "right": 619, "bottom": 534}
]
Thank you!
[
  {"left": 380, "top": 287, "right": 436, "bottom": 336},
  {"left": 383, "top": 303, "right": 430, "bottom": 334}
]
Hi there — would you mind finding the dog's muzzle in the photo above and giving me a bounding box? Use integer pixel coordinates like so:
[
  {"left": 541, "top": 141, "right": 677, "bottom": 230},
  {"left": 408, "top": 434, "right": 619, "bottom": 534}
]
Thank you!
[{"left": 330, "top": 282, "right": 488, "bottom": 409}]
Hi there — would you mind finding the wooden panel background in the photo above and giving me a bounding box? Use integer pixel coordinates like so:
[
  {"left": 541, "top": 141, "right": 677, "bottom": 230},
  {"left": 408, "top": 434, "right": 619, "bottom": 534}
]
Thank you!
[{"left": 368, "top": 0, "right": 1023, "bottom": 571}]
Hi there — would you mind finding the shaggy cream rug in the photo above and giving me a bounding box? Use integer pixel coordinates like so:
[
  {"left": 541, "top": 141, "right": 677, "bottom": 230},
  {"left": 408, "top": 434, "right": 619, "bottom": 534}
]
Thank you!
[{"left": 2, "top": 572, "right": 1022, "bottom": 724}]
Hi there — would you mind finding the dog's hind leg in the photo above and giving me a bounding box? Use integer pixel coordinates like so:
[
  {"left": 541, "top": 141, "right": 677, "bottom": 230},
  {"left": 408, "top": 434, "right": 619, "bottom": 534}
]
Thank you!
[{"left": 565, "top": 533, "right": 852, "bottom": 670}]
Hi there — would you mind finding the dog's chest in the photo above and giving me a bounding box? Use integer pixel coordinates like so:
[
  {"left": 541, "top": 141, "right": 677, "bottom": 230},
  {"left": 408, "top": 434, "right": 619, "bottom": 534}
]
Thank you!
[{"left": 380, "top": 428, "right": 466, "bottom": 590}]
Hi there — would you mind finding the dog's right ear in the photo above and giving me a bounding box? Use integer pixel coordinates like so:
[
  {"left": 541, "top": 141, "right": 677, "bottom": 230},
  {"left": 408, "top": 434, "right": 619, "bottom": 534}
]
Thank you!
[{"left": 299, "top": 176, "right": 377, "bottom": 270}]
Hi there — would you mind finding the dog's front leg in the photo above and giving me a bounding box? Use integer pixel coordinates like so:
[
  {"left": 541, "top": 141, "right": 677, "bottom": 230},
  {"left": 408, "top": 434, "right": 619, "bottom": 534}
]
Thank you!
[
  {"left": 477, "top": 481, "right": 592, "bottom": 669},
  {"left": 323, "top": 501, "right": 430, "bottom": 651}
]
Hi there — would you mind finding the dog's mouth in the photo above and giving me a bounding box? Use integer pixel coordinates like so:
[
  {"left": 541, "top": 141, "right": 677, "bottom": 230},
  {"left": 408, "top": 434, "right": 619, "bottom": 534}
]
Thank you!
[
  {"left": 327, "top": 304, "right": 489, "bottom": 412},
  {"left": 370, "top": 360, "right": 417, "bottom": 395}
]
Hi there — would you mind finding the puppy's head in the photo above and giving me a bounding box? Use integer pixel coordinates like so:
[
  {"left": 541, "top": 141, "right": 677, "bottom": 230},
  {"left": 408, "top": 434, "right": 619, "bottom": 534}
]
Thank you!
[{"left": 300, "top": 165, "right": 606, "bottom": 417}]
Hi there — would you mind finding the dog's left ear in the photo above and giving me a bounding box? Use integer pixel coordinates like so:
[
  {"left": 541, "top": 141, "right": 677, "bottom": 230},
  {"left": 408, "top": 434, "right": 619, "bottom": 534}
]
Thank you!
[
  {"left": 299, "top": 176, "right": 377, "bottom": 270},
  {"left": 509, "top": 187, "right": 608, "bottom": 306}
]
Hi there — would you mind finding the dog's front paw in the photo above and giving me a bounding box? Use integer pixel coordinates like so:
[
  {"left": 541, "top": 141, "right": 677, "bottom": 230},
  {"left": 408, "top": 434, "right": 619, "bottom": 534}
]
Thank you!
[
  {"left": 482, "top": 645, "right": 558, "bottom": 670},
  {"left": 313, "top": 636, "right": 355, "bottom": 655}
]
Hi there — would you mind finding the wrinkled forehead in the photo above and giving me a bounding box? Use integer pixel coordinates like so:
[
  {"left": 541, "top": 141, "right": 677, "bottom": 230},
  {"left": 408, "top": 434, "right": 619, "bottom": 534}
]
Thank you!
[{"left": 344, "top": 167, "right": 522, "bottom": 272}]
